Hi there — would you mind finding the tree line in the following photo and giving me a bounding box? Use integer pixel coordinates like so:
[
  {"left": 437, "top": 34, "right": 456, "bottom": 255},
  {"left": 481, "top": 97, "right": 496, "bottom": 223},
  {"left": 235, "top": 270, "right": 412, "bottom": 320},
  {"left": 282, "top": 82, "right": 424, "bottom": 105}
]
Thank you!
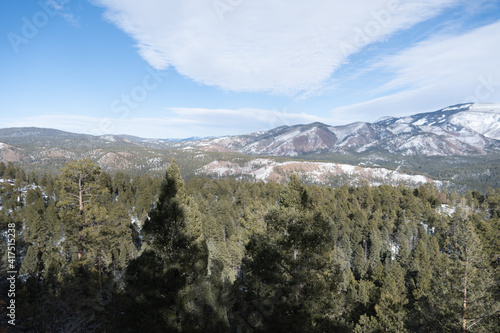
[{"left": 0, "top": 159, "right": 499, "bottom": 332}]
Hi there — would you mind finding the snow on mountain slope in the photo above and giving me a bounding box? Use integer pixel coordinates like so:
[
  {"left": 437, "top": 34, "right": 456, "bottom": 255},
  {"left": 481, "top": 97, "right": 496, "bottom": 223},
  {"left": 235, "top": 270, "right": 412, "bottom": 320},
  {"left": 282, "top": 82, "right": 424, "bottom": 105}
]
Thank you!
[
  {"left": 198, "top": 158, "right": 440, "bottom": 187},
  {"left": 329, "top": 122, "right": 366, "bottom": 142},
  {"left": 198, "top": 123, "right": 339, "bottom": 156},
  {"left": 372, "top": 103, "right": 500, "bottom": 155},
  {"left": 331, "top": 122, "right": 384, "bottom": 148},
  {"left": 189, "top": 103, "right": 500, "bottom": 157},
  {"left": 448, "top": 103, "right": 500, "bottom": 140},
  {"left": 244, "top": 124, "right": 338, "bottom": 156}
]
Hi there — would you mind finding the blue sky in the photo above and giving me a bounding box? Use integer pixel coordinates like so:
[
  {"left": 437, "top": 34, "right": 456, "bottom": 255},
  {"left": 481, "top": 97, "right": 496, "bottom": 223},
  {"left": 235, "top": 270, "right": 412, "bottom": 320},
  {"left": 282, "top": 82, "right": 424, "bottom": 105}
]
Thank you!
[{"left": 1, "top": 0, "right": 500, "bottom": 138}]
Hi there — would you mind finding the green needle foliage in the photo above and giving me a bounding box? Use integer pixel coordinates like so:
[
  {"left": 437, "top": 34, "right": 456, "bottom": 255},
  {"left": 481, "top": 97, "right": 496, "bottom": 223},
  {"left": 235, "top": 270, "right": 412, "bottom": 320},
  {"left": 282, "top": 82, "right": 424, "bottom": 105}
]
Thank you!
[
  {"left": 2, "top": 161, "right": 498, "bottom": 332},
  {"left": 119, "top": 161, "right": 229, "bottom": 332},
  {"left": 233, "top": 174, "right": 344, "bottom": 332}
]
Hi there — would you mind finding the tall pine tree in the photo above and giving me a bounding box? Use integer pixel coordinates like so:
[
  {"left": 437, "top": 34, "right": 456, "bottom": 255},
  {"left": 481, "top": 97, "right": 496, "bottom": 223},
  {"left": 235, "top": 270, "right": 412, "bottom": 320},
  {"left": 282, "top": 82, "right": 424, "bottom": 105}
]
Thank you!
[
  {"left": 233, "top": 174, "right": 343, "bottom": 332},
  {"left": 122, "top": 161, "right": 229, "bottom": 332}
]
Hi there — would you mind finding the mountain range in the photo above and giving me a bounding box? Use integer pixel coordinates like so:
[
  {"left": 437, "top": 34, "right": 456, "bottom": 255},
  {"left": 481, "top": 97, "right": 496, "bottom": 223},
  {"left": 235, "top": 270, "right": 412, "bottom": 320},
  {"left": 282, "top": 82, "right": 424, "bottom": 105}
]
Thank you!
[
  {"left": 1, "top": 103, "right": 499, "bottom": 189},
  {"left": 181, "top": 103, "right": 500, "bottom": 157}
]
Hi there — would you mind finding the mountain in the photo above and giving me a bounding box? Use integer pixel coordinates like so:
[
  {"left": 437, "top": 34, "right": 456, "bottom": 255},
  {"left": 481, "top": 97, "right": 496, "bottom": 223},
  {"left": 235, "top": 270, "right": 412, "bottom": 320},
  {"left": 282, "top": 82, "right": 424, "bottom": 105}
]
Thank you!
[
  {"left": 1, "top": 103, "right": 499, "bottom": 190},
  {"left": 0, "top": 127, "right": 174, "bottom": 174},
  {"left": 0, "top": 126, "right": 442, "bottom": 188},
  {"left": 370, "top": 103, "right": 500, "bottom": 155},
  {"left": 187, "top": 103, "right": 500, "bottom": 157}
]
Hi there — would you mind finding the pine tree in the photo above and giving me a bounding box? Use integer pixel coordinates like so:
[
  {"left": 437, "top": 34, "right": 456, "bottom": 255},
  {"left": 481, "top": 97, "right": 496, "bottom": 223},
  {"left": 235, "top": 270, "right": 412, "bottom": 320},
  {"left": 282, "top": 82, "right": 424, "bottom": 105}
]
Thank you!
[
  {"left": 373, "top": 262, "right": 408, "bottom": 332},
  {"left": 0, "top": 161, "right": 5, "bottom": 177},
  {"left": 396, "top": 239, "right": 411, "bottom": 271},
  {"left": 368, "top": 228, "right": 383, "bottom": 271},
  {"left": 122, "top": 161, "right": 229, "bottom": 332},
  {"left": 443, "top": 218, "right": 498, "bottom": 332},
  {"left": 4, "top": 161, "right": 15, "bottom": 179},
  {"left": 56, "top": 159, "right": 103, "bottom": 260},
  {"left": 416, "top": 217, "right": 499, "bottom": 332},
  {"left": 234, "top": 174, "right": 342, "bottom": 332},
  {"left": 353, "top": 243, "right": 369, "bottom": 279},
  {"left": 409, "top": 238, "right": 433, "bottom": 330},
  {"left": 142, "top": 161, "right": 204, "bottom": 256}
]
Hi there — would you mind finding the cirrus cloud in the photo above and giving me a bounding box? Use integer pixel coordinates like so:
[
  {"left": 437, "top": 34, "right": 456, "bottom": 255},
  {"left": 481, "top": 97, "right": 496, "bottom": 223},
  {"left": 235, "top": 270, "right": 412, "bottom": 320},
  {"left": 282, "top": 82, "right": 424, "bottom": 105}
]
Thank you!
[
  {"left": 330, "top": 19, "right": 500, "bottom": 122},
  {"left": 0, "top": 108, "right": 328, "bottom": 138},
  {"left": 92, "top": 0, "right": 461, "bottom": 95}
]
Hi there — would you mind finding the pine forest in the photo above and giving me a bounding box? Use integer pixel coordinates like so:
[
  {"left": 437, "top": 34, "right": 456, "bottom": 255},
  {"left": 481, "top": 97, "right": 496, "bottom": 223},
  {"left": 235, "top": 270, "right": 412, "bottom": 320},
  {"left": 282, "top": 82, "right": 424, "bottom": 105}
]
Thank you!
[{"left": 0, "top": 159, "right": 499, "bottom": 332}]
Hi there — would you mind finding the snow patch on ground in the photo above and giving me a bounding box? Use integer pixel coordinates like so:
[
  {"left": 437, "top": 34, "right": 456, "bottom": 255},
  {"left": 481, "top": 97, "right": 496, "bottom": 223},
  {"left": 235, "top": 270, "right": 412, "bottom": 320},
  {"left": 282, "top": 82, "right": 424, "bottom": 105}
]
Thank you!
[
  {"left": 101, "top": 135, "right": 117, "bottom": 142},
  {"left": 390, "top": 242, "right": 399, "bottom": 260},
  {"left": 438, "top": 204, "right": 456, "bottom": 216},
  {"left": 197, "top": 159, "right": 439, "bottom": 186},
  {"left": 420, "top": 221, "right": 436, "bottom": 235}
]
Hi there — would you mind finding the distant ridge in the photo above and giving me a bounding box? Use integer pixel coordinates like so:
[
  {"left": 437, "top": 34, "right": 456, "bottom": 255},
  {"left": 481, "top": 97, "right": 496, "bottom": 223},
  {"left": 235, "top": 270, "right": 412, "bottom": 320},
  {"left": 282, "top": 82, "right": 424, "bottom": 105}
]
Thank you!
[
  {"left": 181, "top": 103, "right": 500, "bottom": 157},
  {"left": 2, "top": 103, "right": 500, "bottom": 158}
]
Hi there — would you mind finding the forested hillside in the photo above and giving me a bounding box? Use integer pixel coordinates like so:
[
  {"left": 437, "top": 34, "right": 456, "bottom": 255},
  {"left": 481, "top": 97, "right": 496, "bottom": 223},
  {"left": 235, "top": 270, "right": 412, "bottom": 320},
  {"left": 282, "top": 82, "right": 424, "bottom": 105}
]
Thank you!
[
  {"left": 3, "top": 123, "right": 500, "bottom": 191},
  {"left": 1, "top": 160, "right": 499, "bottom": 332}
]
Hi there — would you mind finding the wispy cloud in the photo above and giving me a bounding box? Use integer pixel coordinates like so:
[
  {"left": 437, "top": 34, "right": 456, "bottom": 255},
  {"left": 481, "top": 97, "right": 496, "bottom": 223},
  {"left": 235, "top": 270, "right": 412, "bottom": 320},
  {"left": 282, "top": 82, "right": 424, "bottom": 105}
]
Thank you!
[
  {"left": 60, "top": 11, "right": 79, "bottom": 26},
  {"left": 51, "top": 0, "right": 81, "bottom": 26},
  {"left": 331, "top": 19, "right": 500, "bottom": 121},
  {"left": 92, "top": 0, "right": 460, "bottom": 95},
  {"left": 0, "top": 108, "right": 329, "bottom": 138},
  {"left": 169, "top": 107, "right": 328, "bottom": 132}
]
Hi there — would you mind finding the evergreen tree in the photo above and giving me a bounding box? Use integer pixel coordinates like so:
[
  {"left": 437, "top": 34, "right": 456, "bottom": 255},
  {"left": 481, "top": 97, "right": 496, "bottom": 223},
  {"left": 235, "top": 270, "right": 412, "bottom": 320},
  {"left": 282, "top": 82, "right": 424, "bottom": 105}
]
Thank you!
[
  {"left": 132, "top": 174, "right": 156, "bottom": 221},
  {"left": 4, "top": 161, "right": 16, "bottom": 179},
  {"left": 7, "top": 163, "right": 500, "bottom": 332},
  {"left": 416, "top": 217, "right": 499, "bottom": 332},
  {"left": 233, "top": 174, "right": 343, "bottom": 332},
  {"left": 443, "top": 218, "right": 498, "bottom": 332},
  {"left": 374, "top": 262, "right": 408, "bottom": 332},
  {"left": 56, "top": 159, "right": 103, "bottom": 260},
  {"left": 122, "top": 161, "right": 229, "bottom": 332},
  {"left": 0, "top": 161, "right": 5, "bottom": 177}
]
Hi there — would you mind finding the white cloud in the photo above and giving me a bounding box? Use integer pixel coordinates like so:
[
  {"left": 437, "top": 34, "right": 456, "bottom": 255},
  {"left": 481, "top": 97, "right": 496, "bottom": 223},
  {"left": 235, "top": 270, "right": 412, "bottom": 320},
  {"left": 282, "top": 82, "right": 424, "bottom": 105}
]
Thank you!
[
  {"left": 92, "top": 0, "right": 459, "bottom": 95},
  {"left": 331, "top": 20, "right": 500, "bottom": 121},
  {"left": 0, "top": 108, "right": 327, "bottom": 138},
  {"left": 49, "top": 0, "right": 81, "bottom": 26},
  {"left": 170, "top": 107, "right": 328, "bottom": 132}
]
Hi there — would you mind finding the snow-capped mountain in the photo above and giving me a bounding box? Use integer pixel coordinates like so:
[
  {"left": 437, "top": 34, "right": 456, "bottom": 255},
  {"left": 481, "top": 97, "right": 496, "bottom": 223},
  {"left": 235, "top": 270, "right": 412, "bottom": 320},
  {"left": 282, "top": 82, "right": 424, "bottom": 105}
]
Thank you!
[{"left": 191, "top": 103, "right": 500, "bottom": 156}]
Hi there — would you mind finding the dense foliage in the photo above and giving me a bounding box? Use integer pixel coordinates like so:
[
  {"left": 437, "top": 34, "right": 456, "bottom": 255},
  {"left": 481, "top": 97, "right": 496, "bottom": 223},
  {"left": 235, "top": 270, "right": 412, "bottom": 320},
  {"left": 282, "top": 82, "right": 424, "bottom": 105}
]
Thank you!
[{"left": 0, "top": 160, "right": 499, "bottom": 332}]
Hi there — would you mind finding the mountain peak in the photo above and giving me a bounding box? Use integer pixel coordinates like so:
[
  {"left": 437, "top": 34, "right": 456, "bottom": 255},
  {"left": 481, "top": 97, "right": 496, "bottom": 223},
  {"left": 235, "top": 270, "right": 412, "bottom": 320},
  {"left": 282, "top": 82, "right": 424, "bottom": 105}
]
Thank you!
[
  {"left": 185, "top": 103, "right": 500, "bottom": 157},
  {"left": 376, "top": 116, "right": 396, "bottom": 123},
  {"left": 300, "top": 121, "right": 330, "bottom": 130}
]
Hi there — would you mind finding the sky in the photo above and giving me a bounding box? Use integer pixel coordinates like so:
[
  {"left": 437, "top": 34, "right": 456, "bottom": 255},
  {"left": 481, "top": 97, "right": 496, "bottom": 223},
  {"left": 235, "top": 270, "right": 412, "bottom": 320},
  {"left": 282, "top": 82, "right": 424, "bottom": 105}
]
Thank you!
[{"left": 1, "top": 0, "right": 500, "bottom": 139}]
